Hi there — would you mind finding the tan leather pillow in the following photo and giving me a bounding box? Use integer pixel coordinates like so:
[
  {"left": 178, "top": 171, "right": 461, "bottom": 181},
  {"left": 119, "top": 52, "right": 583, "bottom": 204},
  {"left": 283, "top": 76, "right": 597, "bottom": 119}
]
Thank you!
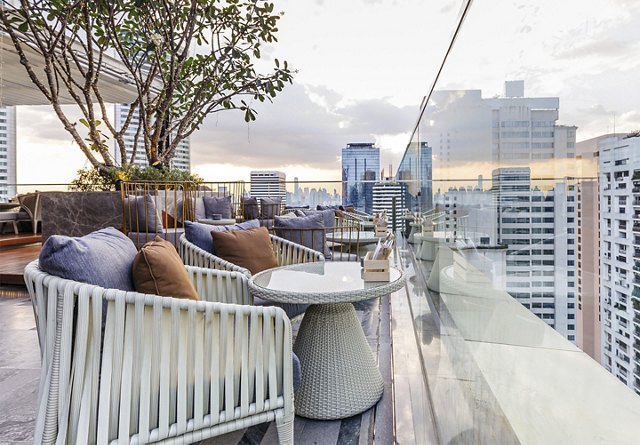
[
  {"left": 211, "top": 227, "right": 278, "bottom": 274},
  {"left": 132, "top": 236, "right": 199, "bottom": 300}
]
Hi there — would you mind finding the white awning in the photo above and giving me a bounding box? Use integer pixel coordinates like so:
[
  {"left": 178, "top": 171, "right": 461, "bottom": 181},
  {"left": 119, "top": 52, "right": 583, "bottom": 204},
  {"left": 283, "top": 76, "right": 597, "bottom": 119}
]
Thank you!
[{"left": 0, "top": 34, "right": 139, "bottom": 106}]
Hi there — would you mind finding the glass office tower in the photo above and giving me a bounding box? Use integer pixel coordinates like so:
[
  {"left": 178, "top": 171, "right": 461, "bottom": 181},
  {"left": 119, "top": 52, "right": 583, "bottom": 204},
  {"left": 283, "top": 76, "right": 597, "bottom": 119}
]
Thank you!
[{"left": 341, "top": 143, "right": 380, "bottom": 214}]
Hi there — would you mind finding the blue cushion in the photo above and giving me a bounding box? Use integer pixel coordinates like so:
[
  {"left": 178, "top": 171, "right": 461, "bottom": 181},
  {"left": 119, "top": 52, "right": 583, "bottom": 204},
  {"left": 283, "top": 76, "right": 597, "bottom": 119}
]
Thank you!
[
  {"left": 302, "top": 209, "right": 336, "bottom": 231},
  {"left": 39, "top": 227, "right": 138, "bottom": 291},
  {"left": 274, "top": 213, "right": 329, "bottom": 257},
  {"left": 184, "top": 219, "right": 260, "bottom": 254},
  {"left": 202, "top": 196, "right": 233, "bottom": 219},
  {"left": 123, "top": 195, "right": 163, "bottom": 233}
]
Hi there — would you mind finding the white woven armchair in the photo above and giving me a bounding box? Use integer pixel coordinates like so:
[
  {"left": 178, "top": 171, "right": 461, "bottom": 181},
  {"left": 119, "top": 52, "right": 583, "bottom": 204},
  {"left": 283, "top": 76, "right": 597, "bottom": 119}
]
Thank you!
[
  {"left": 25, "top": 261, "right": 294, "bottom": 445},
  {"left": 180, "top": 233, "right": 325, "bottom": 276}
]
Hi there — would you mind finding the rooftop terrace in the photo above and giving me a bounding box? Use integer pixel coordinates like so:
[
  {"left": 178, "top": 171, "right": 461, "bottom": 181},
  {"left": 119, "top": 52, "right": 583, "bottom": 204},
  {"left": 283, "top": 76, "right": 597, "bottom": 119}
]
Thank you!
[{"left": 2, "top": 225, "right": 640, "bottom": 444}]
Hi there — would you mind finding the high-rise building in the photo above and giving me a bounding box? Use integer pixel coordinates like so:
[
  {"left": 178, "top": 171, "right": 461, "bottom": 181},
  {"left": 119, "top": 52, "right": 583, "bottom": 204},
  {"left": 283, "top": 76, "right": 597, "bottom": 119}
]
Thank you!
[
  {"left": 372, "top": 180, "right": 406, "bottom": 226},
  {"left": 598, "top": 133, "right": 640, "bottom": 392},
  {"left": 423, "top": 80, "right": 577, "bottom": 178},
  {"left": 576, "top": 179, "right": 601, "bottom": 362},
  {"left": 492, "top": 167, "right": 577, "bottom": 340},
  {"left": 250, "top": 171, "right": 286, "bottom": 201},
  {"left": 113, "top": 104, "right": 190, "bottom": 171},
  {"left": 396, "top": 141, "right": 433, "bottom": 212},
  {"left": 0, "top": 106, "right": 17, "bottom": 202},
  {"left": 341, "top": 143, "right": 380, "bottom": 214}
]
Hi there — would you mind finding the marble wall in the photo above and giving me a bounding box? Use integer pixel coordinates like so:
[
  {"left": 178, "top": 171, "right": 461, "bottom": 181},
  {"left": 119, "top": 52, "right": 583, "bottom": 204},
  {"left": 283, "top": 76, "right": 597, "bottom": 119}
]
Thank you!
[{"left": 41, "top": 192, "right": 123, "bottom": 241}]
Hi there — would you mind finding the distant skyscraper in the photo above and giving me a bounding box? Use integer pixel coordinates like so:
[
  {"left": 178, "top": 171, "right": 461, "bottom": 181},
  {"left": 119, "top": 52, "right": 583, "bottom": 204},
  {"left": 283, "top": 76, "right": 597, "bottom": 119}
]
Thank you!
[
  {"left": 492, "top": 167, "right": 577, "bottom": 340},
  {"left": 372, "top": 180, "right": 406, "bottom": 226},
  {"left": 250, "top": 171, "right": 286, "bottom": 201},
  {"left": 113, "top": 104, "right": 190, "bottom": 171},
  {"left": 0, "top": 106, "right": 16, "bottom": 202},
  {"left": 341, "top": 143, "right": 380, "bottom": 214},
  {"left": 422, "top": 80, "right": 577, "bottom": 178},
  {"left": 598, "top": 133, "right": 640, "bottom": 392},
  {"left": 396, "top": 141, "right": 433, "bottom": 212}
]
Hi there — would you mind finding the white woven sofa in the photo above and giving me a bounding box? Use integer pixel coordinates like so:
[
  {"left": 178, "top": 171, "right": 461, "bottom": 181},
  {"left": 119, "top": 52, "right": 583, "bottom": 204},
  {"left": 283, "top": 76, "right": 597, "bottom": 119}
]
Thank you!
[
  {"left": 24, "top": 261, "right": 295, "bottom": 444},
  {"left": 180, "top": 232, "right": 325, "bottom": 276}
]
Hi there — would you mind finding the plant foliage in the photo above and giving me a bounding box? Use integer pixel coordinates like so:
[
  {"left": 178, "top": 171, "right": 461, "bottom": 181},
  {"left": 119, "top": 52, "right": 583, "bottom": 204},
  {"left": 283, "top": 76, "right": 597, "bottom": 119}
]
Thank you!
[{"left": 1, "top": 0, "right": 293, "bottom": 169}]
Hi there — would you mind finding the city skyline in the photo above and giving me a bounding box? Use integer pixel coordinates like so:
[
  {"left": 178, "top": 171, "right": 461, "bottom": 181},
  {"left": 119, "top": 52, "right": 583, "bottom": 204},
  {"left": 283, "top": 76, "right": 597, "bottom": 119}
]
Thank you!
[{"left": 12, "top": 0, "right": 640, "bottom": 185}]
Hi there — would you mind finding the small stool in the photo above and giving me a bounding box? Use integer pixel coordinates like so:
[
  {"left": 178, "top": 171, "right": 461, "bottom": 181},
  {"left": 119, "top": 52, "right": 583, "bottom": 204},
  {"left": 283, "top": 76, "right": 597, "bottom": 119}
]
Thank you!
[{"left": 0, "top": 212, "right": 19, "bottom": 234}]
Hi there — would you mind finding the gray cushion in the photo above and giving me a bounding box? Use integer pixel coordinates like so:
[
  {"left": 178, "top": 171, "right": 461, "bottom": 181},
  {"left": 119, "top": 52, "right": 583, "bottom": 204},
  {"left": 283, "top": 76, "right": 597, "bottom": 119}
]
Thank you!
[
  {"left": 39, "top": 227, "right": 138, "bottom": 291},
  {"left": 123, "top": 195, "right": 163, "bottom": 233},
  {"left": 274, "top": 213, "right": 328, "bottom": 257},
  {"left": 184, "top": 219, "right": 260, "bottom": 253},
  {"left": 0, "top": 212, "right": 17, "bottom": 221},
  {"left": 260, "top": 197, "right": 281, "bottom": 219},
  {"left": 242, "top": 197, "right": 259, "bottom": 220},
  {"left": 302, "top": 209, "right": 336, "bottom": 231},
  {"left": 202, "top": 196, "right": 233, "bottom": 219}
]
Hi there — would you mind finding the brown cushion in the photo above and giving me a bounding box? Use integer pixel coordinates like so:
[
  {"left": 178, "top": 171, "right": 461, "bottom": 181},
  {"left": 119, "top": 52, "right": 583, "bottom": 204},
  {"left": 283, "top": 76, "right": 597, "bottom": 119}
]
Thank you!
[
  {"left": 132, "top": 236, "right": 199, "bottom": 300},
  {"left": 211, "top": 227, "right": 278, "bottom": 274}
]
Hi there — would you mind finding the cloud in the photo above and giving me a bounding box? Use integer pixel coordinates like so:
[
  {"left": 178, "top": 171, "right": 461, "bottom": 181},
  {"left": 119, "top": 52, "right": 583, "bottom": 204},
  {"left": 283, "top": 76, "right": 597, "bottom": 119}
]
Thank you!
[
  {"left": 554, "top": 39, "right": 639, "bottom": 60},
  {"left": 439, "top": 1, "right": 456, "bottom": 14},
  {"left": 337, "top": 99, "right": 417, "bottom": 134},
  {"left": 17, "top": 105, "right": 86, "bottom": 145},
  {"left": 190, "top": 83, "right": 415, "bottom": 171}
]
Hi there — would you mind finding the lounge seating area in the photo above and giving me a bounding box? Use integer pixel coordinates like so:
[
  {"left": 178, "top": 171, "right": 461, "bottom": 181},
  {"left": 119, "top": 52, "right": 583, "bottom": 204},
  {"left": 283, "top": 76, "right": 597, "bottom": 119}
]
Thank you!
[{"left": 0, "top": 193, "right": 42, "bottom": 235}]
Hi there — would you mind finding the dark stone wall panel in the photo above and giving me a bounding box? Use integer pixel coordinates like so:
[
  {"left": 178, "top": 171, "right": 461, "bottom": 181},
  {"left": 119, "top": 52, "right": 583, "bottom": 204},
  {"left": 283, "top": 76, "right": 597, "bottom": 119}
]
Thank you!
[{"left": 41, "top": 192, "right": 123, "bottom": 241}]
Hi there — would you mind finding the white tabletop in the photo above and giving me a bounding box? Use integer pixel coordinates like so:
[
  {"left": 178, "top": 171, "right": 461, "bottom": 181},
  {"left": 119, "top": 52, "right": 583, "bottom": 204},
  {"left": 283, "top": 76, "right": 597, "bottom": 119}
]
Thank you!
[
  {"left": 326, "top": 231, "right": 380, "bottom": 246},
  {"left": 249, "top": 261, "right": 404, "bottom": 304}
]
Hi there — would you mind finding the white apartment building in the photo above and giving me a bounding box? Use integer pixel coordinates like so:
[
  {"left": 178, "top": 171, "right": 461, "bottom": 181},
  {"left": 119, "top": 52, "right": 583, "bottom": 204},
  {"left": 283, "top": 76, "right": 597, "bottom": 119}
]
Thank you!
[
  {"left": 113, "top": 104, "right": 190, "bottom": 171},
  {"left": 598, "top": 134, "right": 640, "bottom": 392},
  {"left": 423, "top": 80, "right": 577, "bottom": 178},
  {"left": 372, "top": 181, "right": 406, "bottom": 223},
  {"left": 439, "top": 184, "right": 497, "bottom": 245},
  {"left": 0, "top": 107, "right": 17, "bottom": 202},
  {"left": 492, "top": 167, "right": 577, "bottom": 340},
  {"left": 250, "top": 171, "right": 286, "bottom": 201}
]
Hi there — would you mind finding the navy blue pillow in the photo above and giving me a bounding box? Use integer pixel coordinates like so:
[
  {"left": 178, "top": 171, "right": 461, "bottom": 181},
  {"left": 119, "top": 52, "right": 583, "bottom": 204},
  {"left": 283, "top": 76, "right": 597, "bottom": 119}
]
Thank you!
[
  {"left": 184, "top": 219, "right": 260, "bottom": 254},
  {"left": 39, "top": 227, "right": 138, "bottom": 291},
  {"left": 202, "top": 196, "right": 233, "bottom": 219}
]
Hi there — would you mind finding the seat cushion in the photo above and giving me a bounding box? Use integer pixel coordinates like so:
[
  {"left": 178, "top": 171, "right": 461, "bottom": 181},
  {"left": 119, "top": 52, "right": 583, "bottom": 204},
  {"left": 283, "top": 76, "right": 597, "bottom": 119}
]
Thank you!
[
  {"left": 132, "top": 237, "right": 199, "bottom": 300},
  {"left": 123, "top": 195, "right": 164, "bottom": 233},
  {"left": 211, "top": 227, "right": 277, "bottom": 275},
  {"left": 0, "top": 212, "right": 17, "bottom": 221},
  {"left": 184, "top": 219, "right": 260, "bottom": 253},
  {"left": 202, "top": 196, "right": 233, "bottom": 219},
  {"left": 39, "top": 227, "right": 138, "bottom": 291}
]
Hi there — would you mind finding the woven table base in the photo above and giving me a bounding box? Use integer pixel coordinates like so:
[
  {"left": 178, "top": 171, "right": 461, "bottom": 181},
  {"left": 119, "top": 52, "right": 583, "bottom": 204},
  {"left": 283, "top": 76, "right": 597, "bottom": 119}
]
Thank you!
[{"left": 293, "top": 303, "right": 384, "bottom": 420}]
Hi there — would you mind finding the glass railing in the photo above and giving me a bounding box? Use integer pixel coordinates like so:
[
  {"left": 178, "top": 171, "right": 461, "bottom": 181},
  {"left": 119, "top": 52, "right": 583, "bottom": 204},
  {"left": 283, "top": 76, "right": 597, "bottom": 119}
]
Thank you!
[{"left": 401, "top": 231, "right": 640, "bottom": 442}]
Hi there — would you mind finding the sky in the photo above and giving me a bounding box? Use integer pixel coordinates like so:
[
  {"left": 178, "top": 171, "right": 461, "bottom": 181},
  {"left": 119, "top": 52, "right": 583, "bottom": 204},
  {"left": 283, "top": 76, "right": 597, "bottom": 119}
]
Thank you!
[{"left": 13, "top": 0, "right": 640, "bottom": 186}]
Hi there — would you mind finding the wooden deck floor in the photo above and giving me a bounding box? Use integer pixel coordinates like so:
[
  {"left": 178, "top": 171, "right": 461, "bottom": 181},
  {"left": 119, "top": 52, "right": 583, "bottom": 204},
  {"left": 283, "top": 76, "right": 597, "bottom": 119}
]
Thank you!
[{"left": 0, "top": 234, "right": 41, "bottom": 287}]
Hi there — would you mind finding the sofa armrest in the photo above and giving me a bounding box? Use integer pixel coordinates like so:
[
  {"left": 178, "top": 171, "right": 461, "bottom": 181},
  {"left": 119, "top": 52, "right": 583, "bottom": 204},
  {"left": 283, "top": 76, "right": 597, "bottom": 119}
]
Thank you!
[{"left": 270, "top": 234, "right": 325, "bottom": 267}]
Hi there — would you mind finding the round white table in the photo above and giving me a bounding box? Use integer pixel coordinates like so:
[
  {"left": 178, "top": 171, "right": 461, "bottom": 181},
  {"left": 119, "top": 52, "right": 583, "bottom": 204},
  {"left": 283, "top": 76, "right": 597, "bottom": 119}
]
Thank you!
[
  {"left": 325, "top": 230, "right": 380, "bottom": 246},
  {"left": 197, "top": 218, "right": 237, "bottom": 226},
  {"left": 249, "top": 261, "right": 405, "bottom": 420}
]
